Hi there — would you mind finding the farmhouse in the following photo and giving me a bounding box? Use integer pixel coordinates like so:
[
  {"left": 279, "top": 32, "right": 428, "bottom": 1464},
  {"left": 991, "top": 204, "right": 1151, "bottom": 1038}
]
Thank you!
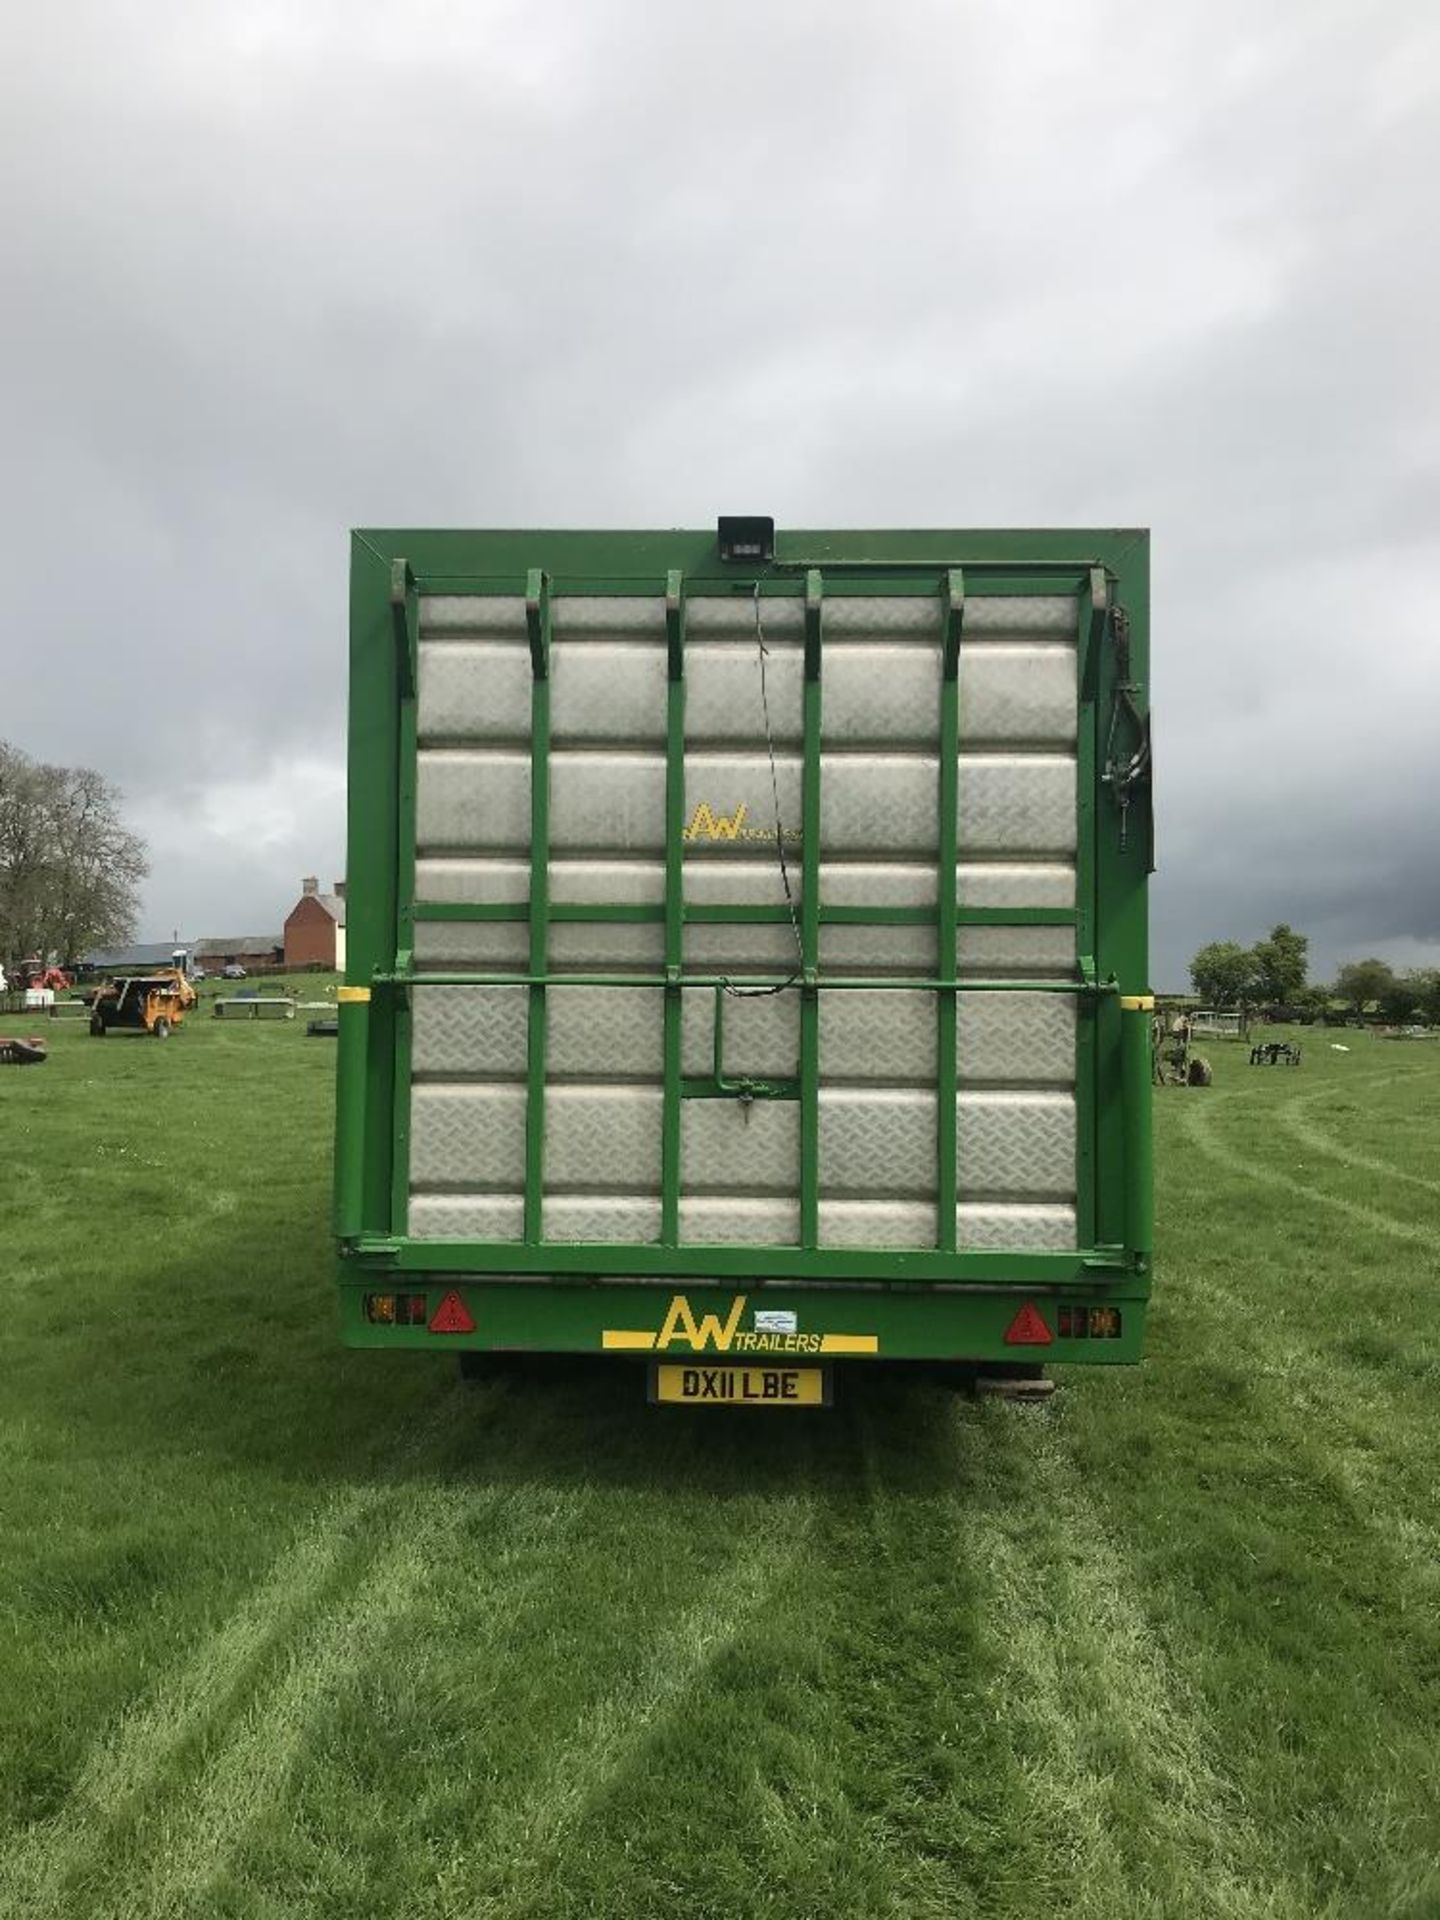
[{"left": 284, "top": 876, "right": 346, "bottom": 971}]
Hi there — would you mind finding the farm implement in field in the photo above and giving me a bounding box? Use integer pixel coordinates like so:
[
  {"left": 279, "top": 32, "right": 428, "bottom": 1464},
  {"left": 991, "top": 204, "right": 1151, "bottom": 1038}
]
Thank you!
[
  {"left": 0, "top": 1035, "right": 48, "bottom": 1064},
  {"left": 88, "top": 968, "right": 197, "bottom": 1039}
]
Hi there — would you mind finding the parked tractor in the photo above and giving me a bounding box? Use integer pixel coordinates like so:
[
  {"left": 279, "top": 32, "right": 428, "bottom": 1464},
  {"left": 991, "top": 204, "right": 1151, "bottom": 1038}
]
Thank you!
[
  {"left": 12, "top": 959, "right": 73, "bottom": 994},
  {"left": 88, "top": 968, "right": 197, "bottom": 1039}
]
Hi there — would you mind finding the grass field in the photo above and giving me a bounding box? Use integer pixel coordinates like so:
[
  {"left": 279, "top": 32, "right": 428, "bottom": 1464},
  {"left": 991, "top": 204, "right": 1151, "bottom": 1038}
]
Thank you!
[{"left": 1, "top": 1013, "right": 1437, "bottom": 1919}]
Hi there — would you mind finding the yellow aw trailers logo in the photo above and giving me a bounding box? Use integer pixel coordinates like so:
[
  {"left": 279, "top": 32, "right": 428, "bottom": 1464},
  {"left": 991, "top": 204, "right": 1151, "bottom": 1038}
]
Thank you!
[
  {"left": 603, "top": 1294, "right": 877, "bottom": 1357},
  {"left": 683, "top": 802, "right": 801, "bottom": 846}
]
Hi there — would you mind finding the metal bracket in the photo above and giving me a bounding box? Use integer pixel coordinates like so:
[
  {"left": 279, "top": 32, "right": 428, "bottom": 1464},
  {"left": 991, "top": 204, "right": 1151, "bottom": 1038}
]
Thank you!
[
  {"left": 525, "top": 568, "right": 550, "bottom": 679},
  {"left": 804, "top": 569, "right": 823, "bottom": 681},
  {"left": 390, "top": 558, "right": 417, "bottom": 699},
  {"left": 682, "top": 986, "right": 799, "bottom": 1101},
  {"left": 370, "top": 964, "right": 411, "bottom": 1012},
  {"left": 941, "top": 568, "right": 965, "bottom": 679},
  {"left": 665, "top": 568, "right": 685, "bottom": 681},
  {"left": 1077, "top": 565, "right": 1108, "bottom": 697},
  {"left": 1100, "top": 605, "right": 1152, "bottom": 859},
  {"left": 682, "top": 1075, "right": 799, "bottom": 1102}
]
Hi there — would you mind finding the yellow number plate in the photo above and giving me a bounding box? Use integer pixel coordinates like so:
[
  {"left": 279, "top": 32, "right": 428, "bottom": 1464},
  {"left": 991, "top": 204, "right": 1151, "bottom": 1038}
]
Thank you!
[{"left": 650, "top": 1363, "right": 830, "bottom": 1408}]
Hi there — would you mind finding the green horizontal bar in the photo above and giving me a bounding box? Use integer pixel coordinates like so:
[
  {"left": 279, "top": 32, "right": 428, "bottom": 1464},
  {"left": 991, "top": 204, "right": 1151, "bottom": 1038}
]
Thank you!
[
  {"left": 358, "top": 528, "right": 1141, "bottom": 578},
  {"left": 350, "top": 1237, "right": 1130, "bottom": 1284},
  {"left": 689, "top": 903, "right": 942, "bottom": 926},
  {"left": 411, "top": 901, "right": 1077, "bottom": 928},
  {"left": 411, "top": 901, "right": 664, "bottom": 924},
  {"left": 958, "top": 906, "right": 1077, "bottom": 926},
  {"left": 412, "top": 902, "right": 523, "bottom": 922},
  {"left": 410, "top": 573, "right": 1095, "bottom": 598},
  {"left": 685, "top": 903, "right": 792, "bottom": 925},
  {"left": 825, "top": 904, "right": 925, "bottom": 925},
  {"left": 680, "top": 1077, "right": 800, "bottom": 1101},
  {"left": 384, "top": 971, "right": 1105, "bottom": 993}
]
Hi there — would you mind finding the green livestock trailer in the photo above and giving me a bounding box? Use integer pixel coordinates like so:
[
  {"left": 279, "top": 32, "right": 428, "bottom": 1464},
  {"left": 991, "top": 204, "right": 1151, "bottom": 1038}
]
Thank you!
[{"left": 336, "top": 523, "right": 1153, "bottom": 1405}]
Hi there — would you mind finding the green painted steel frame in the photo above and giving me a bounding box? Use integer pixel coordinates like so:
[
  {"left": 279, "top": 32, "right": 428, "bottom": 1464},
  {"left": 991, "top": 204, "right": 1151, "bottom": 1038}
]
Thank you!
[
  {"left": 1074, "top": 568, "right": 1104, "bottom": 1250},
  {"left": 523, "top": 570, "right": 552, "bottom": 1244},
  {"left": 936, "top": 569, "right": 964, "bottom": 1254},
  {"left": 408, "top": 902, "right": 1078, "bottom": 927},
  {"left": 799, "top": 570, "right": 823, "bottom": 1246},
  {"left": 352, "top": 1236, "right": 1132, "bottom": 1283},
  {"left": 661, "top": 568, "right": 686, "bottom": 1246},
  {"left": 339, "top": 528, "right": 1151, "bottom": 1319},
  {"left": 339, "top": 1279, "right": 1151, "bottom": 1366}
]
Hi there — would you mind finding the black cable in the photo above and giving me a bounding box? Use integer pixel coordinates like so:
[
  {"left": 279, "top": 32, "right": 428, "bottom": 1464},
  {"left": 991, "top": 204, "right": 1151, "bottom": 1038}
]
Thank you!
[{"left": 720, "top": 587, "right": 802, "bottom": 1000}]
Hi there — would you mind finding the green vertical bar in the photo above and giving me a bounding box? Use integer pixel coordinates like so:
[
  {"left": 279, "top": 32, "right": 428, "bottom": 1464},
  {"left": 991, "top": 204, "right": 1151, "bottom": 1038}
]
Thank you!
[
  {"left": 524, "top": 569, "right": 551, "bottom": 1245},
  {"left": 334, "top": 994, "right": 368, "bottom": 1239},
  {"left": 1121, "top": 997, "right": 1155, "bottom": 1260},
  {"left": 389, "top": 560, "right": 419, "bottom": 1236},
  {"left": 1074, "top": 569, "right": 1105, "bottom": 1249},
  {"left": 936, "top": 569, "right": 964, "bottom": 1254},
  {"left": 390, "top": 682, "right": 417, "bottom": 1235},
  {"left": 339, "top": 540, "right": 398, "bottom": 1242},
  {"left": 661, "top": 570, "right": 686, "bottom": 1247},
  {"left": 800, "top": 571, "right": 823, "bottom": 1249}
]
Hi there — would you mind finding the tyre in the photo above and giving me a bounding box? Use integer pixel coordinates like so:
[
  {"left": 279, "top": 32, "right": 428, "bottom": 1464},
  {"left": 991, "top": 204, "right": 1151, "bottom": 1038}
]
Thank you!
[{"left": 153, "top": 1017, "right": 172, "bottom": 1039}]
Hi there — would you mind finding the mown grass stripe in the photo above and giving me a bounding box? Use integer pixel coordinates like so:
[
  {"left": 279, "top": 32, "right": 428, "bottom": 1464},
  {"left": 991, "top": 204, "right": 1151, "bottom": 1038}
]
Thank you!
[
  {"left": 129, "top": 1482, "right": 585, "bottom": 1919},
  {"left": 1270, "top": 1090, "right": 1440, "bottom": 1198},
  {"left": 0, "top": 1488, "right": 380, "bottom": 1919},
  {"left": 1155, "top": 1084, "right": 1440, "bottom": 1606},
  {"left": 418, "top": 1493, "right": 814, "bottom": 1914},
  {"left": 1177, "top": 1093, "right": 1434, "bottom": 1246},
  {"left": 960, "top": 1405, "right": 1304, "bottom": 1918},
  {"left": 0, "top": 1390, "right": 470, "bottom": 1918}
]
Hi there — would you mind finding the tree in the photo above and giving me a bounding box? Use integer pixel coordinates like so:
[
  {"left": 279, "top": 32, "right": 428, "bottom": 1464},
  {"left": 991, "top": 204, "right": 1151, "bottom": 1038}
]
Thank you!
[
  {"left": 1377, "top": 968, "right": 1440, "bottom": 1027},
  {"left": 1333, "top": 958, "right": 1395, "bottom": 1019},
  {"left": 1189, "top": 939, "right": 1258, "bottom": 1009},
  {"left": 0, "top": 742, "right": 149, "bottom": 966},
  {"left": 1251, "top": 923, "right": 1309, "bottom": 1004}
]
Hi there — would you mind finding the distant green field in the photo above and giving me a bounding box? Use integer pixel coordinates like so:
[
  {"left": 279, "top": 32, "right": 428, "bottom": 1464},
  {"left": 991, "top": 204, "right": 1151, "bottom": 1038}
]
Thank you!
[
  {"left": 1, "top": 1018, "right": 1437, "bottom": 1918},
  {"left": 187, "top": 970, "right": 342, "bottom": 1004}
]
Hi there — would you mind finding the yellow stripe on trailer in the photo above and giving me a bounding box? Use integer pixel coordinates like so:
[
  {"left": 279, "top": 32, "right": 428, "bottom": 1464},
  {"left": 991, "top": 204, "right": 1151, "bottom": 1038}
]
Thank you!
[
  {"left": 602, "top": 1329, "right": 658, "bottom": 1352},
  {"left": 820, "top": 1333, "right": 880, "bottom": 1356},
  {"left": 337, "top": 986, "right": 371, "bottom": 1004}
]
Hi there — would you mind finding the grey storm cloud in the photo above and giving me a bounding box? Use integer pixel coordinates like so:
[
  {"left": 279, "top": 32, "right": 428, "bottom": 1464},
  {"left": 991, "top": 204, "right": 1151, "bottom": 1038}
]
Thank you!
[{"left": 3, "top": 0, "right": 1438, "bottom": 984}]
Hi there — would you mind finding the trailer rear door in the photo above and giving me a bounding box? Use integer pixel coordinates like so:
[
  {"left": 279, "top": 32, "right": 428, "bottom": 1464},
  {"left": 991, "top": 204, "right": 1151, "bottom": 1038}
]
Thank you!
[{"left": 362, "top": 540, "right": 1143, "bottom": 1277}]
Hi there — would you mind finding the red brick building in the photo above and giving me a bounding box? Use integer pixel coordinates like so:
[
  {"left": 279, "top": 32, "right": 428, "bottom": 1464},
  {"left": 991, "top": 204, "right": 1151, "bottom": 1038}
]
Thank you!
[{"left": 284, "top": 878, "right": 347, "bottom": 971}]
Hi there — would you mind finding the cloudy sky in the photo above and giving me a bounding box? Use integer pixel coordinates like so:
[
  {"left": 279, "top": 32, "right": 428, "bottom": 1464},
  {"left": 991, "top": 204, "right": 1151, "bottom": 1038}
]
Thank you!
[{"left": 4, "top": 0, "right": 1437, "bottom": 987}]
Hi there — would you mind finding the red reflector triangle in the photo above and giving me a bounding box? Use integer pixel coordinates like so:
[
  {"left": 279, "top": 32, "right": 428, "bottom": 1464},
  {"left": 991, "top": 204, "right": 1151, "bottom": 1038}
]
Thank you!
[
  {"left": 428, "top": 1290, "right": 476, "bottom": 1335},
  {"left": 1003, "top": 1302, "right": 1053, "bottom": 1347}
]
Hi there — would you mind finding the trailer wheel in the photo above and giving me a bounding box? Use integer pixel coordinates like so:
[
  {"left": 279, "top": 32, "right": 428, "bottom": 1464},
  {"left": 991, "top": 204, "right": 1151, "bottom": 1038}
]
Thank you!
[
  {"left": 153, "top": 1017, "right": 172, "bottom": 1040},
  {"left": 974, "top": 1363, "right": 1055, "bottom": 1402},
  {"left": 89, "top": 1015, "right": 106, "bottom": 1037}
]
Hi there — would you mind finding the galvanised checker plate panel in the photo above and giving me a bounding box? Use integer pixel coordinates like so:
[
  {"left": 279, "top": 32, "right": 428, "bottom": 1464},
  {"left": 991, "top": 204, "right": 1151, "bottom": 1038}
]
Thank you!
[{"left": 406, "top": 585, "right": 1081, "bottom": 1251}]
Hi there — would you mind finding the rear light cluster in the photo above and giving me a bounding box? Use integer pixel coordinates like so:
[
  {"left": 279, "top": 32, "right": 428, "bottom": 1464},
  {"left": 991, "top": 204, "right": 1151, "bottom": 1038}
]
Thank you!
[
  {"left": 364, "top": 1292, "right": 428, "bottom": 1326},
  {"left": 1058, "top": 1304, "right": 1123, "bottom": 1340}
]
